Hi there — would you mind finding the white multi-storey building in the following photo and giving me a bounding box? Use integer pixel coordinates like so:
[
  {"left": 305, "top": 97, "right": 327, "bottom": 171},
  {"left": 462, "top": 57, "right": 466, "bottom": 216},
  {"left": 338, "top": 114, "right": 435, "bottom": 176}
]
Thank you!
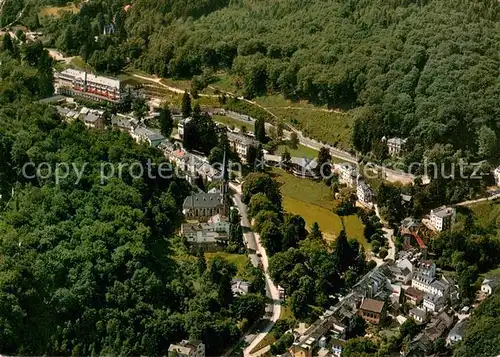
[
  {"left": 357, "top": 180, "right": 374, "bottom": 206},
  {"left": 227, "top": 132, "right": 259, "bottom": 162},
  {"left": 386, "top": 137, "right": 407, "bottom": 156},
  {"left": 338, "top": 163, "right": 358, "bottom": 187},
  {"left": 423, "top": 293, "right": 445, "bottom": 313},
  {"left": 429, "top": 206, "right": 456, "bottom": 232},
  {"left": 412, "top": 274, "right": 450, "bottom": 298},
  {"left": 55, "top": 69, "right": 122, "bottom": 102},
  {"left": 181, "top": 214, "right": 230, "bottom": 244},
  {"left": 494, "top": 166, "right": 500, "bottom": 186}
]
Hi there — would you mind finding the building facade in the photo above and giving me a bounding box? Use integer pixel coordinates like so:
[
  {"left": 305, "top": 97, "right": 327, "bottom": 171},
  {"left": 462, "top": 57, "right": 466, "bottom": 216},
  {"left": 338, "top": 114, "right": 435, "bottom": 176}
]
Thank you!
[
  {"left": 181, "top": 214, "right": 230, "bottom": 244},
  {"left": 409, "top": 307, "right": 427, "bottom": 323},
  {"left": 168, "top": 340, "right": 205, "bottom": 357},
  {"left": 56, "top": 69, "right": 122, "bottom": 102},
  {"left": 423, "top": 293, "right": 445, "bottom": 313},
  {"left": 183, "top": 192, "right": 225, "bottom": 221},
  {"left": 338, "top": 163, "right": 358, "bottom": 187},
  {"left": 131, "top": 126, "right": 165, "bottom": 147},
  {"left": 386, "top": 137, "right": 407, "bottom": 156},
  {"left": 358, "top": 298, "right": 385, "bottom": 325},
  {"left": 405, "top": 286, "right": 425, "bottom": 306},
  {"left": 481, "top": 278, "right": 499, "bottom": 295},
  {"left": 227, "top": 132, "right": 259, "bottom": 162},
  {"left": 429, "top": 206, "right": 456, "bottom": 232},
  {"left": 357, "top": 180, "right": 374, "bottom": 206}
]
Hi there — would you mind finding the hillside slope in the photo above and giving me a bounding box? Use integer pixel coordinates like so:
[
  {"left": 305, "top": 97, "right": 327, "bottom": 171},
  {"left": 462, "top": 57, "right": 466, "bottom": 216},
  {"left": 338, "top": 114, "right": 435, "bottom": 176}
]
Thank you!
[{"left": 37, "top": 0, "right": 500, "bottom": 159}]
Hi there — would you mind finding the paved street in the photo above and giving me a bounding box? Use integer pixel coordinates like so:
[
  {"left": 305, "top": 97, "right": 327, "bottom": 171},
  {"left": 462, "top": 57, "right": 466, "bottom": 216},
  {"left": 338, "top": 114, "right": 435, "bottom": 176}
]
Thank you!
[{"left": 229, "top": 182, "right": 282, "bottom": 357}]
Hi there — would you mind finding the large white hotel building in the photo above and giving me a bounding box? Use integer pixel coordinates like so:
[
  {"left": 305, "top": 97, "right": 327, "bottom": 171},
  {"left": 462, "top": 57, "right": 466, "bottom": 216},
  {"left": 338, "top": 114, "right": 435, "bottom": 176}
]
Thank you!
[{"left": 55, "top": 69, "right": 122, "bottom": 102}]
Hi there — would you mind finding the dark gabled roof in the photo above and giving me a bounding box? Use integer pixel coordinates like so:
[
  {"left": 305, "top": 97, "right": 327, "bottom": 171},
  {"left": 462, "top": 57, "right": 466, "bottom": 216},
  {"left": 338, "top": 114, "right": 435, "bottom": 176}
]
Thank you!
[
  {"left": 360, "top": 298, "right": 385, "bottom": 313},
  {"left": 85, "top": 113, "right": 100, "bottom": 123},
  {"left": 405, "top": 286, "right": 426, "bottom": 298},
  {"left": 410, "top": 308, "right": 427, "bottom": 319},
  {"left": 183, "top": 192, "right": 223, "bottom": 209}
]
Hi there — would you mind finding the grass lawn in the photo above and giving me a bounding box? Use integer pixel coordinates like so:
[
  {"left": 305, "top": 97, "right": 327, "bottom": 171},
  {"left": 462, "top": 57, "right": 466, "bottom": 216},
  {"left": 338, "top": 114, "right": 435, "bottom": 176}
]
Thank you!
[
  {"left": 40, "top": 3, "right": 79, "bottom": 17},
  {"left": 205, "top": 252, "right": 249, "bottom": 277},
  {"left": 271, "top": 108, "right": 353, "bottom": 150},
  {"left": 271, "top": 168, "right": 367, "bottom": 248},
  {"left": 69, "top": 56, "right": 93, "bottom": 72},
  {"left": 210, "top": 73, "right": 242, "bottom": 95},
  {"left": 276, "top": 144, "right": 318, "bottom": 159},
  {"left": 118, "top": 72, "right": 152, "bottom": 86},
  {"left": 213, "top": 115, "right": 253, "bottom": 132},
  {"left": 469, "top": 199, "right": 500, "bottom": 230}
]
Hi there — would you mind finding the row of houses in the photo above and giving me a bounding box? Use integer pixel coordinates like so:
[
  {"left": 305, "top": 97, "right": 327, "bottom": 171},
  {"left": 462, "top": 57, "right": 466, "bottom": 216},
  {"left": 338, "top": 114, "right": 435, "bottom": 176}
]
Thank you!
[
  {"left": 56, "top": 105, "right": 167, "bottom": 147},
  {"left": 287, "top": 244, "right": 493, "bottom": 357},
  {"left": 177, "top": 118, "right": 260, "bottom": 163},
  {"left": 337, "top": 162, "right": 456, "bottom": 234}
]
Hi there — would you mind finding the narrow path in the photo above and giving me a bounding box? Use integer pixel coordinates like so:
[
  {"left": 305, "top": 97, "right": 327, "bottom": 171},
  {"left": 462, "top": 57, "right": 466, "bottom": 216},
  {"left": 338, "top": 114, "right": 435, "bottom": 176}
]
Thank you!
[
  {"left": 455, "top": 192, "right": 500, "bottom": 207},
  {"left": 133, "top": 73, "right": 217, "bottom": 98}
]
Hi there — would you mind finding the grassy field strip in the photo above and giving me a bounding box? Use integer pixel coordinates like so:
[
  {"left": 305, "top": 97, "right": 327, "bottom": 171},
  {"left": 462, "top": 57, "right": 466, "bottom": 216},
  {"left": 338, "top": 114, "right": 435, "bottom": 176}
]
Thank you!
[
  {"left": 271, "top": 168, "right": 368, "bottom": 248},
  {"left": 39, "top": 3, "right": 79, "bottom": 17}
]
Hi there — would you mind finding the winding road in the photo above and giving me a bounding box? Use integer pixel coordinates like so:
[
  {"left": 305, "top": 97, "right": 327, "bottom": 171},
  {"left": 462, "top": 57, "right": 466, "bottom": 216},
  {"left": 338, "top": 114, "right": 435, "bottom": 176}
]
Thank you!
[{"left": 229, "top": 183, "right": 281, "bottom": 357}]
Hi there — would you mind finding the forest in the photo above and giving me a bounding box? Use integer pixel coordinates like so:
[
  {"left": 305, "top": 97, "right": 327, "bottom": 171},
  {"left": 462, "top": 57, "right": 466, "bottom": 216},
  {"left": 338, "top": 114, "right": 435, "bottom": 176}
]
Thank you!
[
  {"left": 21, "top": 0, "right": 500, "bottom": 164},
  {"left": 0, "top": 41, "right": 266, "bottom": 356}
]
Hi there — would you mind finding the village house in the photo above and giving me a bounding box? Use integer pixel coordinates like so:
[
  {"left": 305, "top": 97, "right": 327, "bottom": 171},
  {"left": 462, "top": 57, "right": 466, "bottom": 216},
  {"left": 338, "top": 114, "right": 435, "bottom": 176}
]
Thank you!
[
  {"left": 231, "top": 279, "right": 251, "bottom": 296},
  {"left": 407, "top": 312, "right": 454, "bottom": 356},
  {"left": 111, "top": 114, "right": 139, "bottom": 134},
  {"left": 400, "top": 217, "right": 420, "bottom": 233},
  {"left": 177, "top": 117, "right": 192, "bottom": 139},
  {"left": 384, "top": 137, "right": 407, "bottom": 156},
  {"left": 227, "top": 132, "right": 259, "bottom": 162},
  {"left": 168, "top": 149, "right": 190, "bottom": 171},
  {"left": 82, "top": 110, "right": 104, "bottom": 129},
  {"left": 446, "top": 319, "right": 468, "bottom": 346},
  {"left": 131, "top": 126, "right": 165, "bottom": 147},
  {"left": 481, "top": 277, "right": 499, "bottom": 295},
  {"left": 183, "top": 192, "right": 226, "bottom": 221},
  {"left": 412, "top": 274, "right": 450, "bottom": 297},
  {"left": 290, "top": 157, "right": 318, "bottom": 178},
  {"left": 405, "top": 287, "right": 426, "bottom": 306},
  {"left": 423, "top": 293, "right": 445, "bottom": 313},
  {"left": 429, "top": 279, "right": 450, "bottom": 297},
  {"left": 289, "top": 316, "right": 344, "bottom": 357},
  {"left": 411, "top": 274, "right": 434, "bottom": 293},
  {"left": 181, "top": 214, "right": 230, "bottom": 244},
  {"left": 494, "top": 166, "right": 500, "bottom": 186},
  {"left": 389, "top": 265, "right": 412, "bottom": 284},
  {"left": 338, "top": 163, "right": 359, "bottom": 187},
  {"left": 429, "top": 206, "right": 456, "bottom": 232},
  {"left": 356, "top": 179, "right": 374, "bottom": 206},
  {"left": 168, "top": 340, "right": 205, "bottom": 357},
  {"left": 358, "top": 298, "right": 386, "bottom": 325},
  {"left": 416, "top": 260, "right": 436, "bottom": 278},
  {"left": 409, "top": 307, "right": 427, "bottom": 324}
]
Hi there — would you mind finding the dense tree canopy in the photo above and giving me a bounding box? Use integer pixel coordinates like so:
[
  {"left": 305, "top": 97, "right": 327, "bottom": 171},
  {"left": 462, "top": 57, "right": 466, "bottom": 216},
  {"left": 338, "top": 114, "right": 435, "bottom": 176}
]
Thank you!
[
  {"left": 25, "top": 0, "right": 500, "bottom": 164},
  {"left": 454, "top": 288, "right": 500, "bottom": 357},
  {"left": 0, "top": 43, "right": 259, "bottom": 356}
]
